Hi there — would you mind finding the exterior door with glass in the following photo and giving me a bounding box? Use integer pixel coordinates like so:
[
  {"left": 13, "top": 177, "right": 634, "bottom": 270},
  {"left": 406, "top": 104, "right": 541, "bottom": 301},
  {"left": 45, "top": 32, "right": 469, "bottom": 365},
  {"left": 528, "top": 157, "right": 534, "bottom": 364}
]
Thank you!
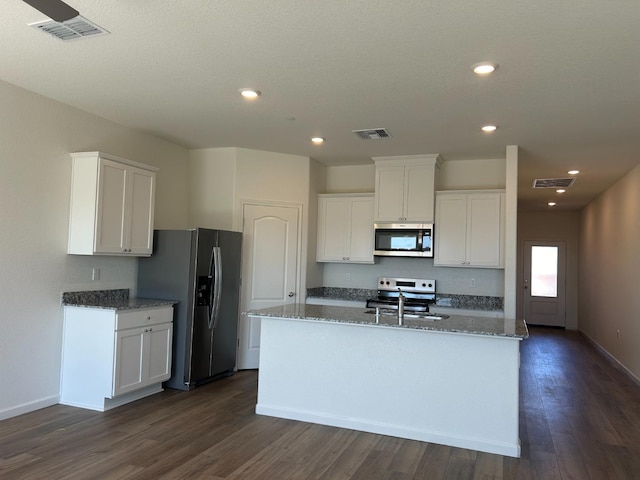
[{"left": 523, "top": 241, "right": 566, "bottom": 327}]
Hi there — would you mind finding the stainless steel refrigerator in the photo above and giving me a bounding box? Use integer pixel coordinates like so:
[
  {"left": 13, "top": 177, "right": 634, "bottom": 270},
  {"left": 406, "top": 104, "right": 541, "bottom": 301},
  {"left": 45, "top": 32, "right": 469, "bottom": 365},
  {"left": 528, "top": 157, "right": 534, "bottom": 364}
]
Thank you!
[{"left": 137, "top": 228, "right": 242, "bottom": 390}]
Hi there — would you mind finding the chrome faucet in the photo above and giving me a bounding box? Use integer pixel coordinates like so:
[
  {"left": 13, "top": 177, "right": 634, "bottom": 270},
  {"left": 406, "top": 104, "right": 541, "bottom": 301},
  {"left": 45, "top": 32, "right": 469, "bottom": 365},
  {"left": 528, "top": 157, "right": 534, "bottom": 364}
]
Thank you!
[{"left": 397, "top": 288, "right": 405, "bottom": 324}]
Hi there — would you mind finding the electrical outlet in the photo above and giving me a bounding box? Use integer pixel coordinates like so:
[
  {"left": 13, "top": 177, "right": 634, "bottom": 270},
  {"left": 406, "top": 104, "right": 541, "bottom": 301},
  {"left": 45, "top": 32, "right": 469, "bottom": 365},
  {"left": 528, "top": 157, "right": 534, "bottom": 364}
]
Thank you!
[
  {"left": 617, "top": 329, "right": 620, "bottom": 339},
  {"left": 470, "top": 278, "right": 476, "bottom": 288},
  {"left": 345, "top": 273, "right": 351, "bottom": 281},
  {"left": 91, "top": 268, "right": 100, "bottom": 281}
]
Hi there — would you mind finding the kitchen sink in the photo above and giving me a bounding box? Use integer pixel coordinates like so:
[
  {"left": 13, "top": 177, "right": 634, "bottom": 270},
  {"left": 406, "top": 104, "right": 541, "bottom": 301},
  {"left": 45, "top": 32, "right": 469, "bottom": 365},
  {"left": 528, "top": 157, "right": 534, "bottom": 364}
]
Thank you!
[{"left": 364, "top": 310, "right": 448, "bottom": 321}]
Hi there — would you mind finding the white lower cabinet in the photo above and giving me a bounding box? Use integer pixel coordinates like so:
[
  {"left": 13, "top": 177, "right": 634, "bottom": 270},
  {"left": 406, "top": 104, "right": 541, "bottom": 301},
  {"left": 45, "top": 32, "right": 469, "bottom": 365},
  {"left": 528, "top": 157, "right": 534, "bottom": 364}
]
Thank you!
[
  {"left": 316, "top": 194, "right": 374, "bottom": 264},
  {"left": 434, "top": 190, "right": 505, "bottom": 268},
  {"left": 60, "top": 306, "right": 173, "bottom": 411},
  {"left": 113, "top": 321, "right": 172, "bottom": 397}
]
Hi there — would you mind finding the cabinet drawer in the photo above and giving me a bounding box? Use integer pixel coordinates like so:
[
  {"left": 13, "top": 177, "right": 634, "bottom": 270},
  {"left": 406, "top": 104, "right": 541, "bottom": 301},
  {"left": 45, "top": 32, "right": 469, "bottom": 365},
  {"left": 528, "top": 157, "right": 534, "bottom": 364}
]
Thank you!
[{"left": 116, "top": 307, "right": 173, "bottom": 330}]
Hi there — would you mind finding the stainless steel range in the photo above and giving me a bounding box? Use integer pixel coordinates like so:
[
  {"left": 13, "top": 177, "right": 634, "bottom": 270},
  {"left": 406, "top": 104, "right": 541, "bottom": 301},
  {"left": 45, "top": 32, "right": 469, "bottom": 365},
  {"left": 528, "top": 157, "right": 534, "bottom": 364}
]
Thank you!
[{"left": 366, "top": 277, "right": 436, "bottom": 313}]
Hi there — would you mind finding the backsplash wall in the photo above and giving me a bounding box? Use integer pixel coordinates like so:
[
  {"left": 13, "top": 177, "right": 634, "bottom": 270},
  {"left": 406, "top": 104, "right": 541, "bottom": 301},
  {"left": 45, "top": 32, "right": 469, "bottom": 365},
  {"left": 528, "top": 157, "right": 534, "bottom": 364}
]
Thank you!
[{"left": 322, "top": 257, "right": 504, "bottom": 297}]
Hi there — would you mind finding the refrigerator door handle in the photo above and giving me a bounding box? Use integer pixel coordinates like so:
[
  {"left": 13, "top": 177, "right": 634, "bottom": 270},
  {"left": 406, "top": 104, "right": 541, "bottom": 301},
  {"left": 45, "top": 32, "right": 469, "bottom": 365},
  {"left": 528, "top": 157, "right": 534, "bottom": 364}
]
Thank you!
[
  {"left": 206, "top": 246, "right": 216, "bottom": 330},
  {"left": 211, "top": 246, "right": 223, "bottom": 329}
]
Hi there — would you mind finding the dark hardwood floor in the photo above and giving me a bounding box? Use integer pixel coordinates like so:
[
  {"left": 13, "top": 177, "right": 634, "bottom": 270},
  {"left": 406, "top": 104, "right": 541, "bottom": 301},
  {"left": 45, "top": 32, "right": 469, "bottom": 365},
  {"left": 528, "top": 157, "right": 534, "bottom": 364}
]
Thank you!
[{"left": 1, "top": 326, "right": 640, "bottom": 479}]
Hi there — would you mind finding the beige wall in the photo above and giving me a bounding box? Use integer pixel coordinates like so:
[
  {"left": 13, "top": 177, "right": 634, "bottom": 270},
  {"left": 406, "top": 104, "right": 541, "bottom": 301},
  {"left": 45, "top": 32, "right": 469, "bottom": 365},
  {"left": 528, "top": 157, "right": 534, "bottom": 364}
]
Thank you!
[
  {"left": 0, "top": 80, "right": 189, "bottom": 420},
  {"left": 324, "top": 165, "right": 375, "bottom": 193},
  {"left": 579, "top": 162, "right": 640, "bottom": 380},
  {"left": 306, "top": 159, "right": 327, "bottom": 287},
  {"left": 188, "top": 147, "right": 236, "bottom": 230},
  {"left": 517, "top": 211, "right": 580, "bottom": 329},
  {"left": 438, "top": 158, "right": 506, "bottom": 190}
]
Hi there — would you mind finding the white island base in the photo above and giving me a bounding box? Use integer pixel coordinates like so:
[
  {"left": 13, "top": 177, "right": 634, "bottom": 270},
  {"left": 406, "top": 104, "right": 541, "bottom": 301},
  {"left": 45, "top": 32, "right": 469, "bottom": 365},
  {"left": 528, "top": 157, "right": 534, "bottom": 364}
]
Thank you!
[{"left": 254, "top": 314, "right": 523, "bottom": 458}]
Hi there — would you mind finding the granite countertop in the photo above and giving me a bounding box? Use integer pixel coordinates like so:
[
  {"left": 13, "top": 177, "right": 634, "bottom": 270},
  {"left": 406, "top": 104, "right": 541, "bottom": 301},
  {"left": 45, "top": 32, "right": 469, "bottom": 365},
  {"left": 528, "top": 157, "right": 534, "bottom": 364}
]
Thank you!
[
  {"left": 61, "top": 289, "right": 176, "bottom": 311},
  {"left": 246, "top": 303, "right": 528, "bottom": 339}
]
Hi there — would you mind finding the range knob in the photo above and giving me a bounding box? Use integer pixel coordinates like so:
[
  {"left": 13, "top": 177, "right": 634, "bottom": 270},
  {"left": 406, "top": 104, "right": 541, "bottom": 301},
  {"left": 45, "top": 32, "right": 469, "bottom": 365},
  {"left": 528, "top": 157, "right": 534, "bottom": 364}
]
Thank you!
[
  {"left": 380, "top": 280, "right": 385, "bottom": 285},
  {"left": 421, "top": 283, "right": 427, "bottom": 287},
  {"left": 428, "top": 283, "right": 433, "bottom": 288}
]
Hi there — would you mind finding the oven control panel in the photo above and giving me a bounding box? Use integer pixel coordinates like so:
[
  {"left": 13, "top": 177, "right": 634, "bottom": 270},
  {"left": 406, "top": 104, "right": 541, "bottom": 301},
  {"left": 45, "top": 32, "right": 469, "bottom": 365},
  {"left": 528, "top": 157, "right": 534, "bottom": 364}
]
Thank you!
[{"left": 377, "top": 277, "right": 435, "bottom": 294}]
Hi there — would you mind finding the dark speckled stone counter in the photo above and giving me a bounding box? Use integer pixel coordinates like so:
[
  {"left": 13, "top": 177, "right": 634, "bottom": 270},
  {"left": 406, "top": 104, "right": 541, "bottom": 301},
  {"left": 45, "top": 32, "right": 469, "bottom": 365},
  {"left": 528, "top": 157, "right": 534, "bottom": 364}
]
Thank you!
[
  {"left": 247, "top": 303, "right": 528, "bottom": 339},
  {"left": 306, "top": 287, "right": 504, "bottom": 312},
  {"left": 61, "top": 289, "right": 176, "bottom": 311}
]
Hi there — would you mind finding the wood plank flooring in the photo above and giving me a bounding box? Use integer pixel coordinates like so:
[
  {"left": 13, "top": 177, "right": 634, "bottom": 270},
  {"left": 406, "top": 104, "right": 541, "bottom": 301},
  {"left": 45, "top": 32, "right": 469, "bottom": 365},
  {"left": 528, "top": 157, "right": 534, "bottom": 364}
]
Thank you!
[{"left": 1, "top": 326, "right": 640, "bottom": 479}]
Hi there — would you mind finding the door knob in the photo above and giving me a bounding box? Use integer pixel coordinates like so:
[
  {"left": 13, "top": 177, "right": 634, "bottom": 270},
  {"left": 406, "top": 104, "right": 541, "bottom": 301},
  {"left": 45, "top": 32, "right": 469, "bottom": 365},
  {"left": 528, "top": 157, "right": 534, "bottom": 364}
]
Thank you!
[{"left": 288, "top": 291, "right": 295, "bottom": 297}]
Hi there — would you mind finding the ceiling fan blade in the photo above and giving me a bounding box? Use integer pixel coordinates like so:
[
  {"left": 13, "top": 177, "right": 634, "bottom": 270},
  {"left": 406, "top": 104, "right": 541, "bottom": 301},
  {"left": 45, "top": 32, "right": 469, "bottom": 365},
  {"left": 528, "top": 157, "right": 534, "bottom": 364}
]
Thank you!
[{"left": 22, "top": 0, "right": 79, "bottom": 22}]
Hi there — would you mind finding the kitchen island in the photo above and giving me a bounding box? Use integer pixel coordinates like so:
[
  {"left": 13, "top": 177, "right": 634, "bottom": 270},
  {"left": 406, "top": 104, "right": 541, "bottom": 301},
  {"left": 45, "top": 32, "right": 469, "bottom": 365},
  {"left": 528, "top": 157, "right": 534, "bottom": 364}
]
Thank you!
[{"left": 247, "top": 304, "right": 528, "bottom": 457}]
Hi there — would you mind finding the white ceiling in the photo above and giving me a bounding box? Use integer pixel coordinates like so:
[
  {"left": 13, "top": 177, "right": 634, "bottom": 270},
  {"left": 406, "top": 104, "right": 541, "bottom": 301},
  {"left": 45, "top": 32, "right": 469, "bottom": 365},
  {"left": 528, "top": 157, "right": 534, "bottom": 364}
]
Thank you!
[{"left": 3, "top": 0, "right": 639, "bottom": 211}]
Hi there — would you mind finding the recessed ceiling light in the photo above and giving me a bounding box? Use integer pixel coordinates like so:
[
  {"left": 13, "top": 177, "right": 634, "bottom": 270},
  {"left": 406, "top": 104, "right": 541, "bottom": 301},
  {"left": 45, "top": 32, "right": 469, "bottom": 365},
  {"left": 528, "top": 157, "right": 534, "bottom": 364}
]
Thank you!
[
  {"left": 472, "top": 62, "right": 498, "bottom": 75},
  {"left": 239, "top": 88, "right": 261, "bottom": 99},
  {"left": 310, "top": 137, "right": 325, "bottom": 144},
  {"left": 481, "top": 125, "right": 498, "bottom": 133},
  {"left": 556, "top": 189, "right": 566, "bottom": 193},
  {"left": 548, "top": 202, "right": 557, "bottom": 206},
  {"left": 568, "top": 170, "right": 580, "bottom": 175}
]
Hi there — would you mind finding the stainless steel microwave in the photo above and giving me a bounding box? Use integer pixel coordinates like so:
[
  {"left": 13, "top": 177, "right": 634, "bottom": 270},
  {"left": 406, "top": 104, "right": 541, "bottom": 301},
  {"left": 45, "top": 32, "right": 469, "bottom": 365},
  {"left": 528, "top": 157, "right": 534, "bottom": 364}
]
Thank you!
[{"left": 374, "top": 223, "right": 433, "bottom": 257}]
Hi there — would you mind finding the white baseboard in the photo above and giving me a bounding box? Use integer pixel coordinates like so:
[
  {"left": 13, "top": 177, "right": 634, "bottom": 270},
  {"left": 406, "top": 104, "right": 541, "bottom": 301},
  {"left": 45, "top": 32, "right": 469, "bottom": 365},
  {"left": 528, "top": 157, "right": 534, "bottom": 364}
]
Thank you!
[
  {"left": 0, "top": 395, "right": 60, "bottom": 421},
  {"left": 581, "top": 331, "right": 640, "bottom": 387},
  {"left": 60, "top": 384, "right": 164, "bottom": 412},
  {"left": 256, "top": 403, "right": 521, "bottom": 458}
]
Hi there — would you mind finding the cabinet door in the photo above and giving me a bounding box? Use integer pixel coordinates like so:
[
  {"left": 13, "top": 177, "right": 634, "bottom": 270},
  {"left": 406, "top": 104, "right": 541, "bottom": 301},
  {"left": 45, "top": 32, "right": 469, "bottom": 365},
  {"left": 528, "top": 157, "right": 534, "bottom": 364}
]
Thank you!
[
  {"left": 467, "top": 193, "right": 503, "bottom": 267},
  {"left": 434, "top": 194, "right": 468, "bottom": 266},
  {"left": 113, "top": 326, "right": 145, "bottom": 397},
  {"left": 146, "top": 322, "right": 173, "bottom": 385},
  {"left": 126, "top": 167, "right": 155, "bottom": 255},
  {"left": 404, "top": 163, "right": 435, "bottom": 222},
  {"left": 347, "top": 197, "right": 374, "bottom": 263},
  {"left": 95, "top": 159, "right": 128, "bottom": 254},
  {"left": 317, "top": 197, "right": 350, "bottom": 261},
  {"left": 374, "top": 166, "right": 405, "bottom": 222}
]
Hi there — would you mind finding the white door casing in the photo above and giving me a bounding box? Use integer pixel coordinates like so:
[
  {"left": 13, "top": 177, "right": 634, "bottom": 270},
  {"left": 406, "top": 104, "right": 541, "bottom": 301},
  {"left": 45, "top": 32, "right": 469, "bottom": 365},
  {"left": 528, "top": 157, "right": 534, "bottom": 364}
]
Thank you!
[
  {"left": 523, "top": 240, "right": 567, "bottom": 327},
  {"left": 237, "top": 203, "right": 301, "bottom": 369}
]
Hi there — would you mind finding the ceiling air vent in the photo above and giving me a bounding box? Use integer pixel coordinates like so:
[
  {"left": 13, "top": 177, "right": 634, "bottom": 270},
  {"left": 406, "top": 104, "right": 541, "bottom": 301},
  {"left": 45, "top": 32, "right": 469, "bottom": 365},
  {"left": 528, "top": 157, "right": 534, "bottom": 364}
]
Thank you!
[
  {"left": 29, "top": 16, "right": 109, "bottom": 42},
  {"left": 353, "top": 128, "right": 392, "bottom": 140},
  {"left": 532, "top": 178, "right": 577, "bottom": 188}
]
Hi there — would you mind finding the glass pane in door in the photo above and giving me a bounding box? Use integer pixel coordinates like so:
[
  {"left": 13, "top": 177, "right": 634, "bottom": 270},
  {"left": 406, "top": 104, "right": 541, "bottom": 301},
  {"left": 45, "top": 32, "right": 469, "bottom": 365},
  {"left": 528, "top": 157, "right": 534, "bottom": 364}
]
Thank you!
[{"left": 531, "top": 246, "right": 558, "bottom": 297}]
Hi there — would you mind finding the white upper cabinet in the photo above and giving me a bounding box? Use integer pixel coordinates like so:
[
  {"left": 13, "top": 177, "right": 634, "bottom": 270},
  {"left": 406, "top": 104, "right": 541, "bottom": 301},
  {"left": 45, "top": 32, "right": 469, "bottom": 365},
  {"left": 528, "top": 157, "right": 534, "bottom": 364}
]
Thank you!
[
  {"left": 317, "top": 194, "right": 374, "bottom": 264},
  {"left": 373, "top": 155, "right": 441, "bottom": 223},
  {"left": 434, "top": 190, "right": 505, "bottom": 268},
  {"left": 68, "top": 152, "right": 158, "bottom": 256}
]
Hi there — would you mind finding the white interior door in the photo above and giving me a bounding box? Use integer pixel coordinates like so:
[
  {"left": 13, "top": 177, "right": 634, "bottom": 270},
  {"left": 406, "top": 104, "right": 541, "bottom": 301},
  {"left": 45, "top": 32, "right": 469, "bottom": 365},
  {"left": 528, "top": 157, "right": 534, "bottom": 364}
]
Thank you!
[
  {"left": 523, "top": 240, "right": 566, "bottom": 327},
  {"left": 237, "top": 204, "right": 300, "bottom": 369}
]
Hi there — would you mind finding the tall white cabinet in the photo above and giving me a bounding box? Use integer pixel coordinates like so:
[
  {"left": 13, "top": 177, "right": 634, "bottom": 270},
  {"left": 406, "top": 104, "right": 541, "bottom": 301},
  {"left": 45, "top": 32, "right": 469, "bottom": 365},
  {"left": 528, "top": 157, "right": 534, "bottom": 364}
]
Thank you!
[
  {"left": 434, "top": 190, "right": 505, "bottom": 268},
  {"left": 372, "top": 154, "right": 441, "bottom": 223},
  {"left": 68, "top": 152, "right": 158, "bottom": 256},
  {"left": 316, "top": 194, "right": 374, "bottom": 264},
  {"left": 60, "top": 305, "right": 173, "bottom": 411}
]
